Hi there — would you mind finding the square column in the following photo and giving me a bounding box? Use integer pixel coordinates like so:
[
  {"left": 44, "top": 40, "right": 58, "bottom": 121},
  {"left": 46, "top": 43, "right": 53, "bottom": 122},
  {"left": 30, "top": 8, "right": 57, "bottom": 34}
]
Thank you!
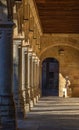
[
  {"left": 0, "top": 24, "right": 17, "bottom": 129},
  {"left": 21, "top": 46, "right": 30, "bottom": 116},
  {"left": 28, "top": 50, "right": 34, "bottom": 108},
  {"left": 13, "top": 40, "right": 23, "bottom": 118},
  {"left": 35, "top": 57, "right": 40, "bottom": 101},
  {"left": 18, "top": 46, "right": 25, "bottom": 117},
  {"left": 32, "top": 53, "right": 38, "bottom": 104},
  {"left": 30, "top": 54, "right": 34, "bottom": 100},
  {"left": 25, "top": 48, "right": 35, "bottom": 109},
  {"left": 24, "top": 47, "right": 31, "bottom": 112},
  {"left": 36, "top": 58, "right": 41, "bottom": 98}
]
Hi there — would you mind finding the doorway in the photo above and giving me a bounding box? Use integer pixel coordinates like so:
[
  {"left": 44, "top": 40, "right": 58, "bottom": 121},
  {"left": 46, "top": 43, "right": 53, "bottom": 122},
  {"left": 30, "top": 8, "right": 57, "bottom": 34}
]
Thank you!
[{"left": 42, "top": 58, "right": 59, "bottom": 96}]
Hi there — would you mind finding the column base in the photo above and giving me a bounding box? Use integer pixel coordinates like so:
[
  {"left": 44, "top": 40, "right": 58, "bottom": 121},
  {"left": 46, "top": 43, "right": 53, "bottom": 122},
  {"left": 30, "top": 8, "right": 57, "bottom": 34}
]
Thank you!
[
  {"left": 0, "top": 95, "right": 17, "bottom": 130},
  {"left": 1, "top": 120, "right": 17, "bottom": 130},
  {"left": 30, "top": 100, "right": 34, "bottom": 108},
  {"left": 34, "top": 97, "right": 37, "bottom": 105},
  {"left": 17, "top": 108, "right": 24, "bottom": 119},
  {"left": 36, "top": 95, "right": 39, "bottom": 102},
  {"left": 38, "top": 94, "right": 41, "bottom": 98},
  {"left": 25, "top": 103, "right": 30, "bottom": 112}
]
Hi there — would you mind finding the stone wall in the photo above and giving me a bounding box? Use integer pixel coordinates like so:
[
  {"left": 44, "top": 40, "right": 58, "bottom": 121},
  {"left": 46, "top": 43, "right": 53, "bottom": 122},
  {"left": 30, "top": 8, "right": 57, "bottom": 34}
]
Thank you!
[
  {"left": 40, "top": 45, "right": 79, "bottom": 97},
  {"left": 13, "top": 0, "right": 42, "bottom": 57},
  {"left": 40, "top": 34, "right": 79, "bottom": 56}
]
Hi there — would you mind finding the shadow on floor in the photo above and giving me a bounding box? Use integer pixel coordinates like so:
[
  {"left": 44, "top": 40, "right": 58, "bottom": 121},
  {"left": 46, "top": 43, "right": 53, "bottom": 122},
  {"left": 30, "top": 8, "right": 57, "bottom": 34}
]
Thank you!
[{"left": 18, "top": 96, "right": 79, "bottom": 130}]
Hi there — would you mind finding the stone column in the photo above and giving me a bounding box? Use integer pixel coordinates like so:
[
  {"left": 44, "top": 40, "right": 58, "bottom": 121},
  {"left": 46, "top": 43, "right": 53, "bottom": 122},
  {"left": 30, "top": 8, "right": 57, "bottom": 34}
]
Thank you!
[
  {"left": 31, "top": 54, "right": 35, "bottom": 104},
  {"left": 35, "top": 57, "right": 38, "bottom": 101},
  {"left": 40, "top": 62, "right": 42, "bottom": 97},
  {"left": 18, "top": 45, "right": 25, "bottom": 117},
  {"left": 31, "top": 53, "right": 35, "bottom": 105},
  {"left": 37, "top": 58, "right": 40, "bottom": 98},
  {"left": 25, "top": 48, "right": 35, "bottom": 109},
  {"left": 0, "top": 18, "right": 17, "bottom": 130},
  {"left": 35, "top": 57, "right": 40, "bottom": 101},
  {"left": 32, "top": 53, "right": 37, "bottom": 104},
  {"left": 13, "top": 40, "right": 22, "bottom": 118},
  {"left": 28, "top": 50, "right": 34, "bottom": 108},
  {"left": 25, "top": 47, "right": 31, "bottom": 112},
  {"left": 21, "top": 46, "right": 29, "bottom": 117}
]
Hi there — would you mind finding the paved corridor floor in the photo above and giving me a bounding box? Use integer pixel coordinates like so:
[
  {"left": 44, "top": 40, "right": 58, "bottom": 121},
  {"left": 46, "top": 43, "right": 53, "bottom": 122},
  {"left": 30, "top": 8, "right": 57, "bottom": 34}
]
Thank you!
[{"left": 18, "top": 97, "right": 79, "bottom": 130}]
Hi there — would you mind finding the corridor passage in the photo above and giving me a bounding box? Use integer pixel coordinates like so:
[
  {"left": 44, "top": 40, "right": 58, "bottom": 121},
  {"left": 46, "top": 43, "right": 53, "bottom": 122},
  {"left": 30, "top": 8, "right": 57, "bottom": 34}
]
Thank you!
[{"left": 18, "top": 97, "right": 79, "bottom": 130}]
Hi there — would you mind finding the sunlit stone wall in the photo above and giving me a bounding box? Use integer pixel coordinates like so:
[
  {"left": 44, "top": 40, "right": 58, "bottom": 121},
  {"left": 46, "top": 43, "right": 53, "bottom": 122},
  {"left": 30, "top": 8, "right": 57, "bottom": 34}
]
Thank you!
[{"left": 40, "top": 46, "right": 79, "bottom": 97}]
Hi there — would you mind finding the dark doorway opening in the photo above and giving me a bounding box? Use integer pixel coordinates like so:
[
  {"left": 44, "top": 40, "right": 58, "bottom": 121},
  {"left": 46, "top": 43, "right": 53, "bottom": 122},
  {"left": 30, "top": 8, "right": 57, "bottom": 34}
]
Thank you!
[{"left": 42, "top": 58, "right": 59, "bottom": 96}]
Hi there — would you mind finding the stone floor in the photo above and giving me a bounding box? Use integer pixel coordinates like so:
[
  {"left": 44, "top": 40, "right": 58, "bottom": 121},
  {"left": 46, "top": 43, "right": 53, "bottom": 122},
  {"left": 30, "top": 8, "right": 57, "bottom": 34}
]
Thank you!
[{"left": 18, "top": 96, "right": 79, "bottom": 130}]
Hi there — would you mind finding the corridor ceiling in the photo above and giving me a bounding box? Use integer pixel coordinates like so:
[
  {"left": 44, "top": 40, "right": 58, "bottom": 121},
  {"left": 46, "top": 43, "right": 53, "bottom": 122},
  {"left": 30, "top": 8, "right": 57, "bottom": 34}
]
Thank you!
[{"left": 35, "top": 0, "right": 79, "bottom": 33}]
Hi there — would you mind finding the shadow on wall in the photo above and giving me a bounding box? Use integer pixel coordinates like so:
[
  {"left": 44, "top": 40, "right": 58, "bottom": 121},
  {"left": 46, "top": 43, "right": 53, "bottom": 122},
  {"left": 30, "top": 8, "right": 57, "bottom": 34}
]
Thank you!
[{"left": 71, "top": 85, "right": 79, "bottom": 97}]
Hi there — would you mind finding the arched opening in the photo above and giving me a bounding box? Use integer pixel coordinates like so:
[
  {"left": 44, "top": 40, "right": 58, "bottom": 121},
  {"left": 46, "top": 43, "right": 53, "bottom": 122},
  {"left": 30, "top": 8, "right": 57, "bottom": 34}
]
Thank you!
[{"left": 42, "top": 58, "right": 59, "bottom": 96}]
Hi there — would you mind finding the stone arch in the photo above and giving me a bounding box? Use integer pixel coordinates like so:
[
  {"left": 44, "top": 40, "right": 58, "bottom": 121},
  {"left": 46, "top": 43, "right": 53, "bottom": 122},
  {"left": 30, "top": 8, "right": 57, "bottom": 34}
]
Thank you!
[
  {"left": 40, "top": 42, "right": 79, "bottom": 58},
  {"left": 40, "top": 45, "right": 79, "bottom": 97}
]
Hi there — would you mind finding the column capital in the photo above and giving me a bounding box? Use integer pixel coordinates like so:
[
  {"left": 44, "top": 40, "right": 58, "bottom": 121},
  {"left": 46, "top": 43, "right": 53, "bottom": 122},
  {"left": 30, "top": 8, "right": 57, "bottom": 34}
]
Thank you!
[
  {"left": 35, "top": 56, "right": 40, "bottom": 62},
  {"left": 32, "top": 52, "right": 36, "bottom": 57},
  {"left": 32, "top": 53, "right": 36, "bottom": 60},
  {"left": 22, "top": 39, "right": 30, "bottom": 47},
  {"left": 22, "top": 46, "right": 28, "bottom": 55},
  {"left": 28, "top": 48, "right": 33, "bottom": 53},
  {"left": 13, "top": 39, "right": 22, "bottom": 46},
  {"left": 35, "top": 57, "right": 39, "bottom": 64},
  {"left": 32, "top": 56, "right": 38, "bottom": 64}
]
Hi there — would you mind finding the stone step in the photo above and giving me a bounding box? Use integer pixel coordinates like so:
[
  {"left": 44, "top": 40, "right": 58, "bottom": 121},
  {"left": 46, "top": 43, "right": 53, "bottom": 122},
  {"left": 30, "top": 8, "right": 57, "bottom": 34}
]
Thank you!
[{"left": 18, "top": 96, "right": 79, "bottom": 130}]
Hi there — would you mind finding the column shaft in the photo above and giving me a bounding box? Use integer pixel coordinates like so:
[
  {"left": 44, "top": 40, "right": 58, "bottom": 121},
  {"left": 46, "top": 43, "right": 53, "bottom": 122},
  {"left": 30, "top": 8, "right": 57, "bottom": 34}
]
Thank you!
[
  {"left": 13, "top": 41, "right": 22, "bottom": 118},
  {"left": 37, "top": 60, "right": 41, "bottom": 97},
  {"left": 36, "top": 61, "right": 38, "bottom": 99},
  {"left": 22, "top": 47, "right": 30, "bottom": 116},
  {"left": 25, "top": 50, "right": 30, "bottom": 111},
  {"left": 27, "top": 51, "right": 34, "bottom": 109},
  {"left": 31, "top": 56, "right": 34, "bottom": 101},
  {"left": 29, "top": 52, "right": 34, "bottom": 107},
  {"left": 13, "top": 43, "right": 19, "bottom": 106},
  {"left": 18, "top": 46, "right": 24, "bottom": 117},
  {"left": 0, "top": 27, "right": 17, "bottom": 129},
  {"left": 34, "top": 59, "right": 37, "bottom": 103},
  {"left": 37, "top": 60, "right": 39, "bottom": 98},
  {"left": 35, "top": 59, "right": 40, "bottom": 101}
]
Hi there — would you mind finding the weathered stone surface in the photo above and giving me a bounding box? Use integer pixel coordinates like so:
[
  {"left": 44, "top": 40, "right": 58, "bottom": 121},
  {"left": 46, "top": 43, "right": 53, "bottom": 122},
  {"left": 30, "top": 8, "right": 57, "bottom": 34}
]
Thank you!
[{"left": 40, "top": 45, "right": 79, "bottom": 97}]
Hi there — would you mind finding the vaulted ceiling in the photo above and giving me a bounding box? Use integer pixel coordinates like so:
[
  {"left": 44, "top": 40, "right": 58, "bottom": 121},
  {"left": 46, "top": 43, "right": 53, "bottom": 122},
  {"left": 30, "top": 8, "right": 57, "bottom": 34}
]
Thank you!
[{"left": 35, "top": 0, "right": 79, "bottom": 33}]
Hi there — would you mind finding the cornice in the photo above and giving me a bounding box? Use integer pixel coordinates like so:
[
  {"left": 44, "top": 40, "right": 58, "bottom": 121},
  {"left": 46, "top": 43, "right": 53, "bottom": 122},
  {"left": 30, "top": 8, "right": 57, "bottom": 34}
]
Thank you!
[{"left": 28, "top": 0, "right": 43, "bottom": 35}]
